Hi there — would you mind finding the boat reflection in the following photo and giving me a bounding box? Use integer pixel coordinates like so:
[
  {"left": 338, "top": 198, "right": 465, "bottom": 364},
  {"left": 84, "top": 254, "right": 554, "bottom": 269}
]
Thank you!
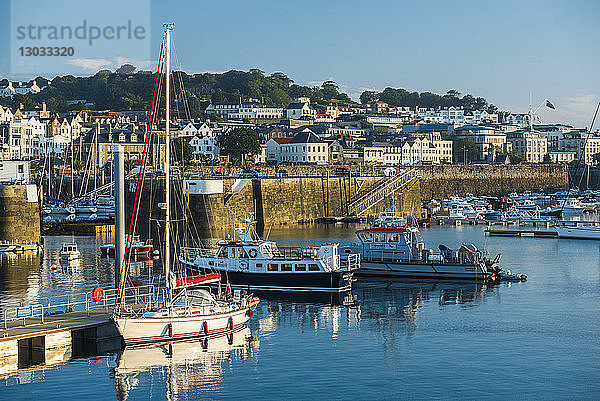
[
  {"left": 352, "top": 279, "right": 503, "bottom": 334},
  {"left": 113, "top": 326, "right": 258, "bottom": 400}
]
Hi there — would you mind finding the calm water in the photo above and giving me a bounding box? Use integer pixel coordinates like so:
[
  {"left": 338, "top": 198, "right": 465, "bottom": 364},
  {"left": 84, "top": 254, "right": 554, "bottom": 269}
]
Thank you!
[{"left": 1, "top": 224, "right": 599, "bottom": 400}]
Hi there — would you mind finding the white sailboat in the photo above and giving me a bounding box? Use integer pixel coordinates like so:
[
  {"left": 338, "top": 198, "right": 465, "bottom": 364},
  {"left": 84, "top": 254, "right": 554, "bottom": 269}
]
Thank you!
[{"left": 113, "top": 24, "right": 259, "bottom": 346}]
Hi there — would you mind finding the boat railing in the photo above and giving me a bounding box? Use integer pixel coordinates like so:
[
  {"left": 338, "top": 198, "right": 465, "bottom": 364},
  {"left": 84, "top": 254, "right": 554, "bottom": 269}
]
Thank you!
[
  {"left": 1, "top": 284, "right": 165, "bottom": 328},
  {"left": 180, "top": 247, "right": 217, "bottom": 261},
  {"left": 341, "top": 253, "right": 360, "bottom": 270}
]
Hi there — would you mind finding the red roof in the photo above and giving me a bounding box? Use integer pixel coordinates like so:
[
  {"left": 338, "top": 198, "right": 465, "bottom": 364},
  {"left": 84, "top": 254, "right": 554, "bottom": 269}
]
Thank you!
[{"left": 272, "top": 137, "right": 292, "bottom": 144}]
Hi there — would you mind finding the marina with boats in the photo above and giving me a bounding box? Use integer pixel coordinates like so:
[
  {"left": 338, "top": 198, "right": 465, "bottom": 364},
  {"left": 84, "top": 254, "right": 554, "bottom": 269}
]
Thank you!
[{"left": 0, "top": 15, "right": 599, "bottom": 399}]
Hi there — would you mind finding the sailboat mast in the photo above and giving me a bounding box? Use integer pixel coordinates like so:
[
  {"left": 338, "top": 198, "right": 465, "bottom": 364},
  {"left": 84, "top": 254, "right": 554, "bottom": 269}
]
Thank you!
[
  {"left": 165, "top": 25, "right": 172, "bottom": 290},
  {"left": 71, "top": 127, "right": 74, "bottom": 201}
]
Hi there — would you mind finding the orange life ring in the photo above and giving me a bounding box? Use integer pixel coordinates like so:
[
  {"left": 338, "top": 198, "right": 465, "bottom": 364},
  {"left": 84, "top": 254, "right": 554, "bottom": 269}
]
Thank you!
[
  {"left": 466, "top": 252, "right": 475, "bottom": 263},
  {"left": 92, "top": 286, "right": 104, "bottom": 302}
]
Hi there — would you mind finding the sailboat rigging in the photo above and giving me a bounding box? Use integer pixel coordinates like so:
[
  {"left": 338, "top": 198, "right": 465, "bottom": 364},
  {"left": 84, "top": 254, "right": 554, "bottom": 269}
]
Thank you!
[{"left": 113, "top": 24, "right": 259, "bottom": 345}]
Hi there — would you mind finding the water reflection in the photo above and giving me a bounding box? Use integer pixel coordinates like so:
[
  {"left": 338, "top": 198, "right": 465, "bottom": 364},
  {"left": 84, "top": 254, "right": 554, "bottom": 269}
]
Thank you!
[
  {"left": 112, "top": 327, "right": 258, "bottom": 400},
  {"left": 249, "top": 279, "right": 507, "bottom": 341},
  {"left": 353, "top": 279, "right": 502, "bottom": 331}
]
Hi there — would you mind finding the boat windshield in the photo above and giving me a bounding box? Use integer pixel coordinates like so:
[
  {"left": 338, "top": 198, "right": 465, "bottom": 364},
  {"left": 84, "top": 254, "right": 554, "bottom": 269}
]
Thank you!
[{"left": 173, "top": 289, "right": 217, "bottom": 307}]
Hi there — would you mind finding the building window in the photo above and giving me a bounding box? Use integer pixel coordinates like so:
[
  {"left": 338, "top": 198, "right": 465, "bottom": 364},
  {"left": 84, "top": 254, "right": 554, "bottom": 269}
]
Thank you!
[
  {"left": 268, "top": 263, "right": 278, "bottom": 272},
  {"left": 308, "top": 264, "right": 320, "bottom": 271}
]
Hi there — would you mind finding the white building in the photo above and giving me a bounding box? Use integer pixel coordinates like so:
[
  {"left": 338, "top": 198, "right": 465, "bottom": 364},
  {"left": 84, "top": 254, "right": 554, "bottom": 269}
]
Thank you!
[
  {"left": 283, "top": 102, "right": 316, "bottom": 120},
  {"left": 364, "top": 138, "right": 452, "bottom": 165},
  {"left": 507, "top": 132, "right": 548, "bottom": 163},
  {"left": 179, "top": 122, "right": 215, "bottom": 138},
  {"left": 266, "top": 137, "right": 292, "bottom": 164},
  {"left": 189, "top": 134, "right": 219, "bottom": 160},
  {"left": 418, "top": 107, "right": 465, "bottom": 124},
  {"left": 279, "top": 131, "right": 328, "bottom": 164},
  {"left": 0, "top": 106, "right": 14, "bottom": 122},
  {"left": 0, "top": 80, "right": 46, "bottom": 98},
  {"left": 0, "top": 117, "right": 47, "bottom": 159},
  {"left": 0, "top": 160, "right": 30, "bottom": 182},
  {"left": 205, "top": 102, "right": 283, "bottom": 121}
]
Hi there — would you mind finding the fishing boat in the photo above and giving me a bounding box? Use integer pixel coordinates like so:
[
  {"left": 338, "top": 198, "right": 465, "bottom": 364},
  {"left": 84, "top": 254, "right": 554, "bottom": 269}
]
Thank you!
[
  {"left": 180, "top": 214, "right": 359, "bottom": 292},
  {"left": 113, "top": 25, "right": 258, "bottom": 346},
  {"left": 341, "top": 220, "right": 503, "bottom": 281},
  {"left": 59, "top": 243, "right": 80, "bottom": 261},
  {"left": 100, "top": 235, "right": 153, "bottom": 257}
]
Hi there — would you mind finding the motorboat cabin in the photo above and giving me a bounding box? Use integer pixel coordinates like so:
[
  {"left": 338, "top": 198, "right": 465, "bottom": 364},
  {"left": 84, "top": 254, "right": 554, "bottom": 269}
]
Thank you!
[{"left": 341, "top": 225, "right": 502, "bottom": 281}]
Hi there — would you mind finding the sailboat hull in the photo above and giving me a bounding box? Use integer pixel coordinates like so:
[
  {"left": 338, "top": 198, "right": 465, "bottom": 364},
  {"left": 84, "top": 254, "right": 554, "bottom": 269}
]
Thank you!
[{"left": 114, "top": 306, "right": 255, "bottom": 346}]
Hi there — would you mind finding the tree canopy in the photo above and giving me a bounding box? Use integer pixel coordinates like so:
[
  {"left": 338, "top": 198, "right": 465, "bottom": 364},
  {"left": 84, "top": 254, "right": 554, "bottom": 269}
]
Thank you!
[
  {"left": 219, "top": 128, "right": 261, "bottom": 164},
  {"left": 361, "top": 88, "right": 497, "bottom": 113}
]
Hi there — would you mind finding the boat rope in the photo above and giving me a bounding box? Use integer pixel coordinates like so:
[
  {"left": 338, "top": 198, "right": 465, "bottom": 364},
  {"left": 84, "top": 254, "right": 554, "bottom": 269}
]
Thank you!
[
  {"left": 561, "top": 100, "right": 600, "bottom": 214},
  {"left": 116, "top": 39, "right": 165, "bottom": 305}
]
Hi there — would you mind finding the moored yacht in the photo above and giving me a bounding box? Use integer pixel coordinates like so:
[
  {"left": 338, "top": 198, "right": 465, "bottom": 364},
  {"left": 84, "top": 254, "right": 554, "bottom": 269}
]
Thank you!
[
  {"left": 113, "top": 25, "right": 259, "bottom": 346},
  {"left": 341, "top": 221, "right": 502, "bottom": 281},
  {"left": 555, "top": 223, "right": 600, "bottom": 240},
  {"left": 180, "top": 215, "right": 359, "bottom": 292},
  {"left": 59, "top": 243, "right": 80, "bottom": 261},
  {"left": 100, "top": 235, "right": 153, "bottom": 257}
]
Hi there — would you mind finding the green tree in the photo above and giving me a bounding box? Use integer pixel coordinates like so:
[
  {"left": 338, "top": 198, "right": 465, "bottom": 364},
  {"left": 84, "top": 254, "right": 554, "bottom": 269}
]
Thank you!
[
  {"left": 124, "top": 158, "right": 140, "bottom": 173},
  {"left": 452, "top": 138, "right": 479, "bottom": 164},
  {"left": 11, "top": 94, "right": 38, "bottom": 109},
  {"left": 508, "top": 150, "right": 525, "bottom": 164},
  {"left": 359, "top": 90, "right": 378, "bottom": 105},
  {"left": 74, "top": 159, "right": 85, "bottom": 173},
  {"left": 219, "top": 128, "right": 261, "bottom": 165},
  {"left": 115, "top": 64, "right": 136, "bottom": 75}
]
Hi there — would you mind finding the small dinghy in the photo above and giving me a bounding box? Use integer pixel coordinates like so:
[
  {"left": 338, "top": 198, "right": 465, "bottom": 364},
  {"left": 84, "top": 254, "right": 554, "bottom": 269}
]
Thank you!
[{"left": 500, "top": 270, "right": 528, "bottom": 281}]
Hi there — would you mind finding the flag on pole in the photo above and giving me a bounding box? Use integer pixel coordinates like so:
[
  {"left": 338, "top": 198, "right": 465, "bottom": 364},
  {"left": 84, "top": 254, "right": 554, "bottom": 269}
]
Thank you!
[{"left": 546, "top": 100, "right": 556, "bottom": 110}]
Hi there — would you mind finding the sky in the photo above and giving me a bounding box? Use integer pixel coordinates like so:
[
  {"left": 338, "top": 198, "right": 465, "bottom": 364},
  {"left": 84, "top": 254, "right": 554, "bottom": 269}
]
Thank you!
[{"left": 0, "top": 0, "right": 598, "bottom": 128}]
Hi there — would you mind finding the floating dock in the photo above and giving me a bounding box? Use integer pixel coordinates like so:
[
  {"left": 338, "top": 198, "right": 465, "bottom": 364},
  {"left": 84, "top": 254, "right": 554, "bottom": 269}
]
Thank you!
[{"left": 485, "top": 229, "right": 558, "bottom": 238}]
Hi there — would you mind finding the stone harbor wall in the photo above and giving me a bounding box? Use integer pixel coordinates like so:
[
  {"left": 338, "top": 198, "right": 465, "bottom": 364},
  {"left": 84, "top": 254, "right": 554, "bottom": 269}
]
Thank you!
[
  {"left": 125, "top": 164, "right": 566, "bottom": 240},
  {"left": 0, "top": 184, "right": 41, "bottom": 242},
  {"left": 416, "top": 164, "right": 567, "bottom": 200}
]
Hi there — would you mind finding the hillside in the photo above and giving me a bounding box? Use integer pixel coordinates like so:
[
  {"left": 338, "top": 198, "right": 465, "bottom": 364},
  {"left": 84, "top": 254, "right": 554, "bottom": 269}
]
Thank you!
[{"left": 1, "top": 65, "right": 497, "bottom": 116}]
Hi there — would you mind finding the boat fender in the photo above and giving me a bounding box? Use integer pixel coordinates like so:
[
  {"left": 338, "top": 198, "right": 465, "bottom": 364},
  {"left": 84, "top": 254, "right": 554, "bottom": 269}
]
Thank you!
[
  {"left": 92, "top": 286, "right": 104, "bottom": 302},
  {"left": 248, "top": 249, "right": 257, "bottom": 258},
  {"left": 246, "top": 309, "right": 253, "bottom": 317}
]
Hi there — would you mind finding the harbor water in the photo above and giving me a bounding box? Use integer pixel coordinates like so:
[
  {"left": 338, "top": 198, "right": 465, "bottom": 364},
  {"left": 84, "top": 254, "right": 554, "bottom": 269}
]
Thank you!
[{"left": 0, "top": 224, "right": 599, "bottom": 399}]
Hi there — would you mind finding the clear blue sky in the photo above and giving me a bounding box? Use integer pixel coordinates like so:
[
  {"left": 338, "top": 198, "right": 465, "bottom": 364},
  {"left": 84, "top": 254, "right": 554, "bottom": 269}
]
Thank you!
[{"left": 1, "top": 0, "right": 598, "bottom": 128}]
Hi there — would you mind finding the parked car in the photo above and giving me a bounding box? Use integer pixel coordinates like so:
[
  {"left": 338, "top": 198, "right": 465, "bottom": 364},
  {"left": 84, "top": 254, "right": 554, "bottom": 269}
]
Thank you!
[
  {"left": 335, "top": 167, "right": 351, "bottom": 176},
  {"left": 276, "top": 169, "right": 289, "bottom": 177},
  {"left": 241, "top": 169, "right": 261, "bottom": 178}
]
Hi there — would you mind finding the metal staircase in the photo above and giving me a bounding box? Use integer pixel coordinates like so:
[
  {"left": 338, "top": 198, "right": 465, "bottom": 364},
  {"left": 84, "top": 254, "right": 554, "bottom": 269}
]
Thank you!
[{"left": 347, "top": 169, "right": 420, "bottom": 216}]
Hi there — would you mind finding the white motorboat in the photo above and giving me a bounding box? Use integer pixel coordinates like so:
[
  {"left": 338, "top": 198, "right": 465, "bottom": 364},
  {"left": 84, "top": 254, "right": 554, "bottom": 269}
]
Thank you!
[
  {"left": 59, "top": 243, "right": 80, "bottom": 260},
  {"left": 113, "top": 25, "right": 259, "bottom": 346},
  {"left": 555, "top": 224, "right": 600, "bottom": 240},
  {"left": 341, "top": 223, "right": 504, "bottom": 281}
]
